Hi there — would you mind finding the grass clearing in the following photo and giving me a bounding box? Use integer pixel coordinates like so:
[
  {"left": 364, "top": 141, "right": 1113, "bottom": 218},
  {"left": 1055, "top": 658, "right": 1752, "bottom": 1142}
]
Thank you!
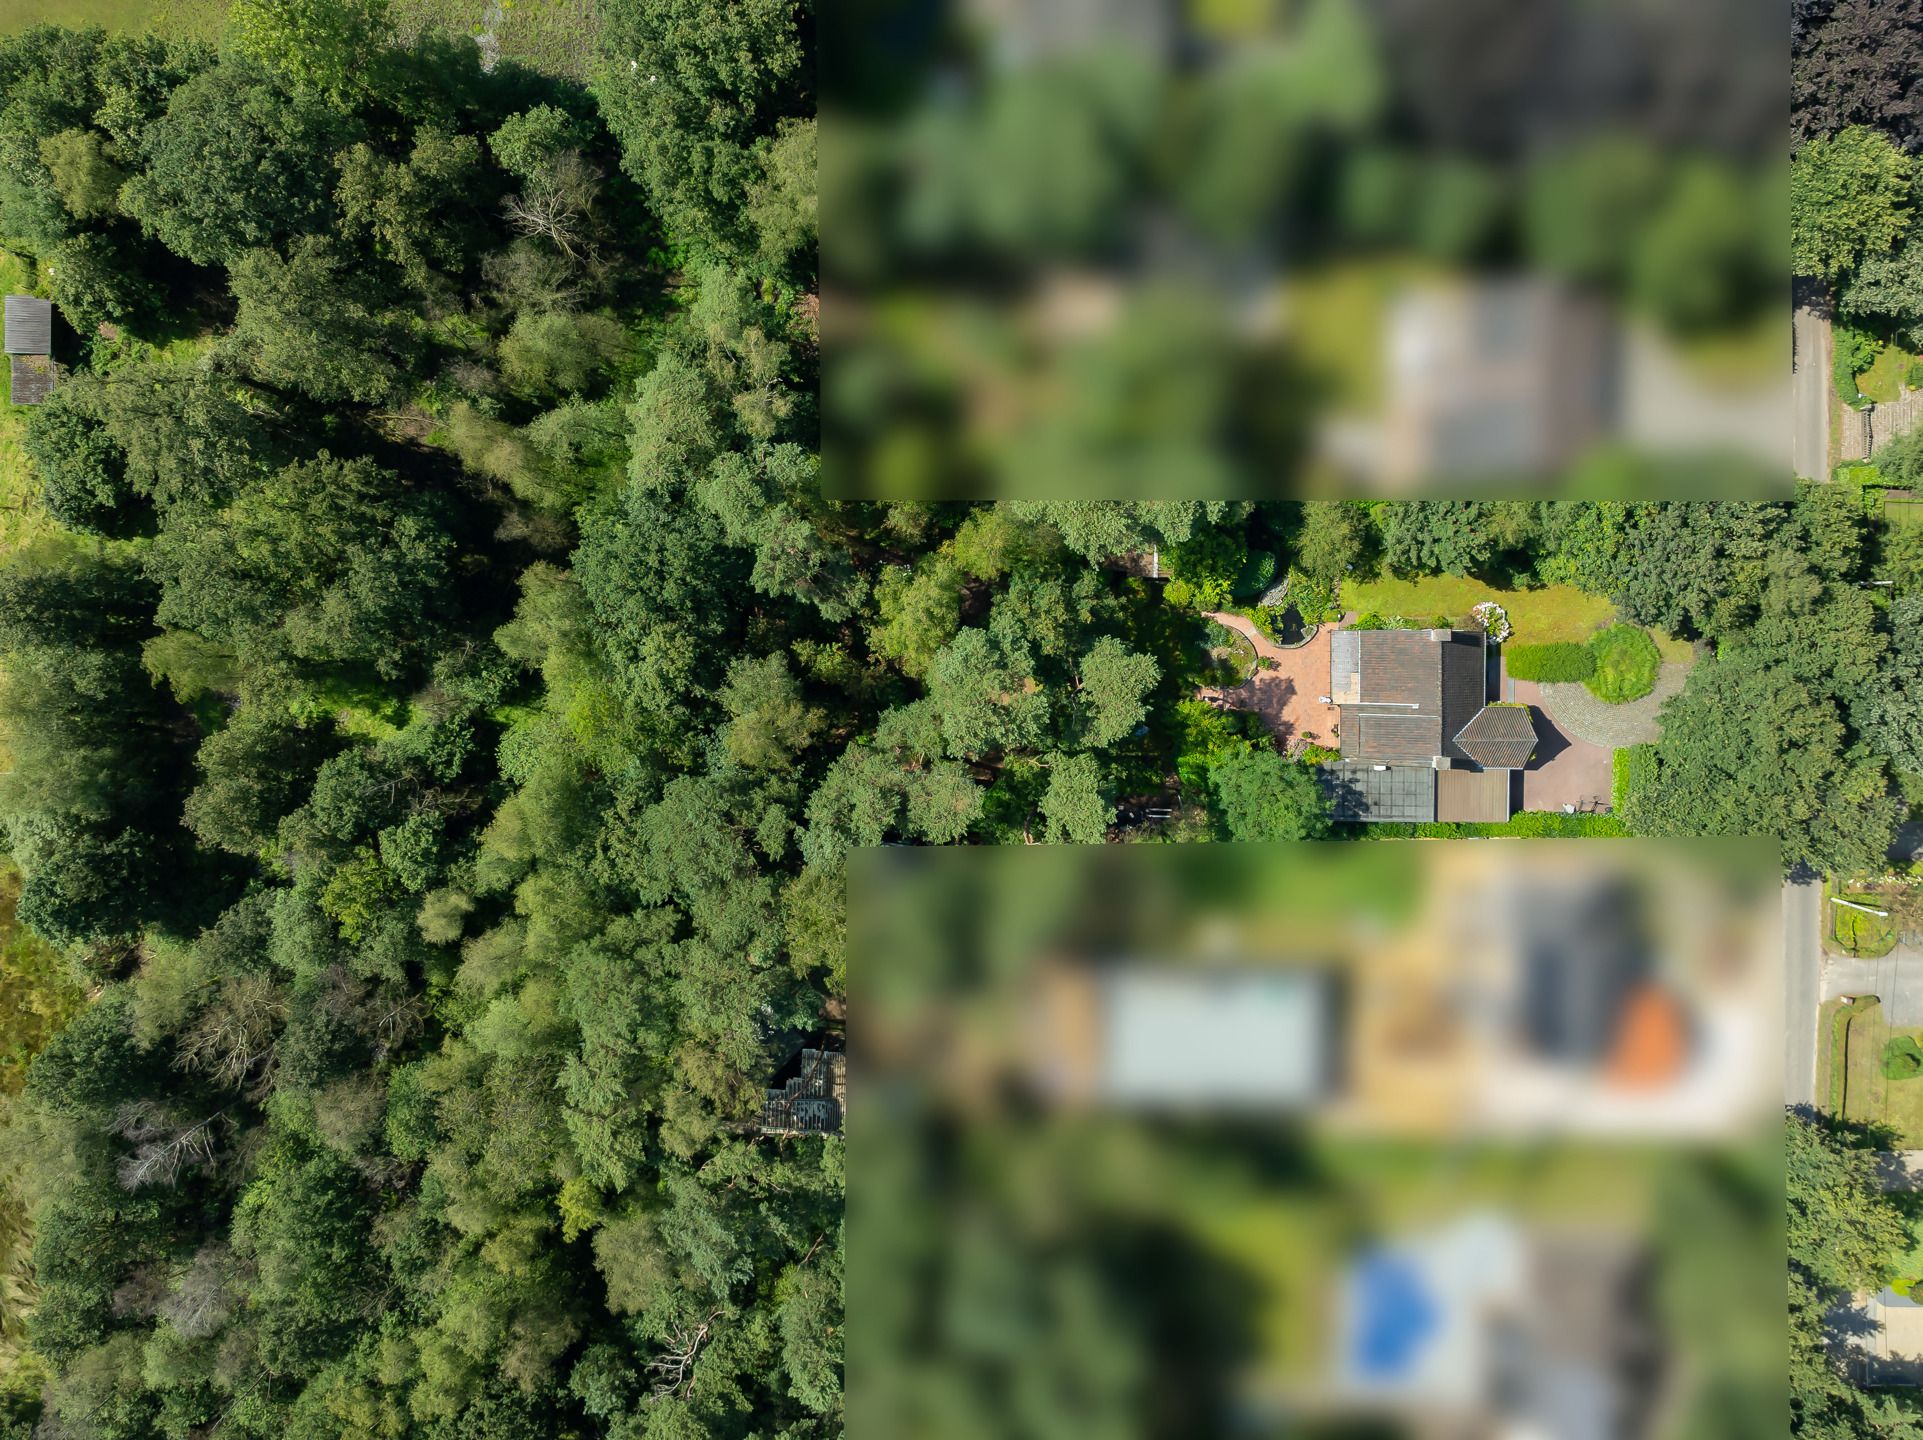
[
  {"left": 0, "top": 251, "right": 56, "bottom": 559},
  {"left": 1673, "top": 308, "right": 1788, "bottom": 388},
  {"left": 1340, "top": 575, "right": 1617, "bottom": 644},
  {"left": 1650, "top": 630, "right": 1694, "bottom": 665},
  {"left": 1860, "top": 341, "right": 1920, "bottom": 405},
  {"left": 1842, "top": 999, "right": 1923, "bottom": 1146},
  {"left": 0, "top": 0, "right": 224, "bottom": 38},
  {"left": 1583, "top": 624, "right": 1660, "bottom": 704},
  {"left": 1828, "top": 878, "right": 1900, "bottom": 958},
  {"left": 0, "top": 0, "right": 598, "bottom": 78}
]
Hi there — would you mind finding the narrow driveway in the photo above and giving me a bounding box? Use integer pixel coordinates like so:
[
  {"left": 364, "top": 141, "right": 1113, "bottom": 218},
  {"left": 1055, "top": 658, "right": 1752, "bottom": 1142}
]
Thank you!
[
  {"left": 1821, "top": 946, "right": 1923, "bottom": 1028},
  {"left": 1793, "top": 295, "right": 1829, "bottom": 482},
  {"left": 1505, "top": 676, "right": 1614, "bottom": 813},
  {"left": 1787, "top": 876, "right": 1819, "bottom": 1109},
  {"left": 1201, "top": 611, "right": 1340, "bottom": 751}
]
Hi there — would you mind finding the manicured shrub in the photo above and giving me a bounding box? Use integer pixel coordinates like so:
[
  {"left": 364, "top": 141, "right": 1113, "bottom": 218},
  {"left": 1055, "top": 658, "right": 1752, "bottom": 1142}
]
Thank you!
[
  {"left": 1884, "top": 1035, "right": 1923, "bottom": 1081},
  {"left": 1584, "top": 624, "right": 1661, "bottom": 703},
  {"left": 1504, "top": 642, "right": 1596, "bottom": 683},
  {"left": 1282, "top": 568, "right": 1335, "bottom": 621}
]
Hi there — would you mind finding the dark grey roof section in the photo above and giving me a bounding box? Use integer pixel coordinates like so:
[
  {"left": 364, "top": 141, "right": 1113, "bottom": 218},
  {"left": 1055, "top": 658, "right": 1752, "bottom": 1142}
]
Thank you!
[
  {"left": 9, "top": 354, "right": 55, "bottom": 404},
  {"left": 1355, "top": 628, "right": 1443, "bottom": 706},
  {"left": 1456, "top": 703, "right": 1538, "bottom": 770},
  {"left": 1336, "top": 628, "right": 1490, "bottom": 766},
  {"left": 1437, "top": 634, "right": 1490, "bottom": 764},
  {"left": 1514, "top": 879, "right": 1649, "bottom": 1063},
  {"left": 4, "top": 295, "right": 51, "bottom": 355},
  {"left": 1321, "top": 762, "right": 1436, "bottom": 824}
]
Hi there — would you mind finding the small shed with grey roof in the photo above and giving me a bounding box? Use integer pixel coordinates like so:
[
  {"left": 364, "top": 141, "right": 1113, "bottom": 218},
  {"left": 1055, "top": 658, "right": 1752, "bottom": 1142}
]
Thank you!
[
  {"left": 9, "top": 354, "right": 55, "bottom": 405},
  {"left": 4, "top": 295, "right": 51, "bottom": 355},
  {"left": 5, "top": 295, "right": 57, "bottom": 405}
]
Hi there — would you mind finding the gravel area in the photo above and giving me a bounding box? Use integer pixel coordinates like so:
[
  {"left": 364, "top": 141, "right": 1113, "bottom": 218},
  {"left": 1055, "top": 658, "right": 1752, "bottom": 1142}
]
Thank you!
[{"left": 1536, "top": 661, "right": 1691, "bottom": 748}]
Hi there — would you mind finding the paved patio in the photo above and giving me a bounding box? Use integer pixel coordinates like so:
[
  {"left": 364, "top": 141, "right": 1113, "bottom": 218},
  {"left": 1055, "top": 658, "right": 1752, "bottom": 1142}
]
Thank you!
[
  {"left": 1508, "top": 677, "right": 1614, "bottom": 814},
  {"left": 1200, "top": 611, "right": 1340, "bottom": 751}
]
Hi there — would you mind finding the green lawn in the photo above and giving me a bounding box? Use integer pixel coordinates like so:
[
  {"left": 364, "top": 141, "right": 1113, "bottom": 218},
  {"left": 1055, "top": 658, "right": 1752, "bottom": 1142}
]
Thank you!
[
  {"left": 0, "top": 0, "right": 601, "bottom": 78},
  {"left": 1843, "top": 999, "right": 1923, "bottom": 1146},
  {"left": 1829, "top": 879, "right": 1900, "bottom": 958},
  {"left": 1821, "top": 997, "right": 1856, "bottom": 1117},
  {"left": 0, "top": 0, "right": 223, "bottom": 38},
  {"left": 1584, "top": 624, "right": 1660, "bottom": 704},
  {"left": 1860, "top": 341, "right": 1920, "bottom": 405},
  {"left": 1339, "top": 575, "right": 1616, "bottom": 644}
]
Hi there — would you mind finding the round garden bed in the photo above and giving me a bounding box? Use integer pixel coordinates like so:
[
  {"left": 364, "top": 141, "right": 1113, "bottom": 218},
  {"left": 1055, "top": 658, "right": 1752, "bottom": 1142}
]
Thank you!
[{"left": 1202, "top": 621, "right": 1258, "bottom": 686}]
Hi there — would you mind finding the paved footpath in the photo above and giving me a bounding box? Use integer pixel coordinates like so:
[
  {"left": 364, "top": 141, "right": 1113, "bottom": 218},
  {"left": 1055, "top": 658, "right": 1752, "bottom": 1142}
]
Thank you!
[
  {"left": 1793, "top": 298, "right": 1828, "bottom": 481},
  {"left": 1787, "top": 875, "right": 1818, "bottom": 1110}
]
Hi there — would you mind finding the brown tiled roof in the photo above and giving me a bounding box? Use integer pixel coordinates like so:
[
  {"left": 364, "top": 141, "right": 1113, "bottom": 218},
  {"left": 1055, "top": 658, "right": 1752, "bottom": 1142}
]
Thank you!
[
  {"left": 1355, "top": 629, "right": 1440, "bottom": 705},
  {"left": 1455, "top": 703, "right": 1537, "bottom": 769},
  {"left": 1336, "top": 629, "right": 1490, "bottom": 766}
]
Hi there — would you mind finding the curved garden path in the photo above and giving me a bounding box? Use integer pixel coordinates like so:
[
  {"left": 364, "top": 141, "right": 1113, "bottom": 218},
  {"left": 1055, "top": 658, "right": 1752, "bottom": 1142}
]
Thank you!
[
  {"left": 1534, "top": 659, "right": 1693, "bottom": 748},
  {"left": 1198, "top": 611, "right": 1340, "bottom": 751}
]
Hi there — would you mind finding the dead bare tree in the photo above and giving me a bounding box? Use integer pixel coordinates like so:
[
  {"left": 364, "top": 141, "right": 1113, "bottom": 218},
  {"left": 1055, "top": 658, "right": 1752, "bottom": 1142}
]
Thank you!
[
  {"left": 110, "top": 1103, "right": 225, "bottom": 1191},
  {"left": 647, "top": 1309, "right": 724, "bottom": 1399},
  {"left": 156, "top": 1243, "right": 236, "bottom": 1339},
  {"left": 176, "top": 972, "right": 285, "bottom": 1094},
  {"left": 503, "top": 151, "right": 602, "bottom": 265},
  {"left": 370, "top": 987, "right": 426, "bottom": 1063}
]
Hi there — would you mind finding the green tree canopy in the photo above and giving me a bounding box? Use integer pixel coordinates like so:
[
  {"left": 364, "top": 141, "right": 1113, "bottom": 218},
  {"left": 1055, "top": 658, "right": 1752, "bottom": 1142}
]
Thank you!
[
  {"left": 1791, "top": 125, "right": 1914, "bottom": 282},
  {"left": 1207, "top": 747, "right": 1330, "bottom": 842}
]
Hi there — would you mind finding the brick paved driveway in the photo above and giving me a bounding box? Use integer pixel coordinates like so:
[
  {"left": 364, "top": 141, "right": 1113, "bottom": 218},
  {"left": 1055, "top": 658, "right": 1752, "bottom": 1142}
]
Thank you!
[{"left": 1201, "top": 611, "right": 1340, "bottom": 751}]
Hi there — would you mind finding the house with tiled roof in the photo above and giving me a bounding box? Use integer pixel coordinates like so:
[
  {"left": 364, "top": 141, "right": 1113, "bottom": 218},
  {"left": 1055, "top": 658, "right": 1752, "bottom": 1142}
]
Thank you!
[{"left": 1319, "top": 628, "right": 1538, "bottom": 824}]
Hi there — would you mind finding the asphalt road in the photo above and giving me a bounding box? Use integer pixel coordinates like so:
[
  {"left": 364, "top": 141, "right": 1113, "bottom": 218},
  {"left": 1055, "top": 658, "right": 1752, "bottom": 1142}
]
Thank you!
[
  {"left": 1786, "top": 875, "right": 1819, "bottom": 1110},
  {"left": 1792, "top": 300, "right": 1829, "bottom": 482}
]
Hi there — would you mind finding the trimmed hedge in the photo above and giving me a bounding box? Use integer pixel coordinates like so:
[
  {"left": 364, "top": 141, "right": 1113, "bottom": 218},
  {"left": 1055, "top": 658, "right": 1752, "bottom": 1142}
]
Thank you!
[
  {"left": 1344, "top": 812, "right": 1627, "bottom": 840},
  {"left": 1504, "top": 641, "right": 1596, "bottom": 683},
  {"left": 1613, "top": 743, "right": 1658, "bottom": 813}
]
